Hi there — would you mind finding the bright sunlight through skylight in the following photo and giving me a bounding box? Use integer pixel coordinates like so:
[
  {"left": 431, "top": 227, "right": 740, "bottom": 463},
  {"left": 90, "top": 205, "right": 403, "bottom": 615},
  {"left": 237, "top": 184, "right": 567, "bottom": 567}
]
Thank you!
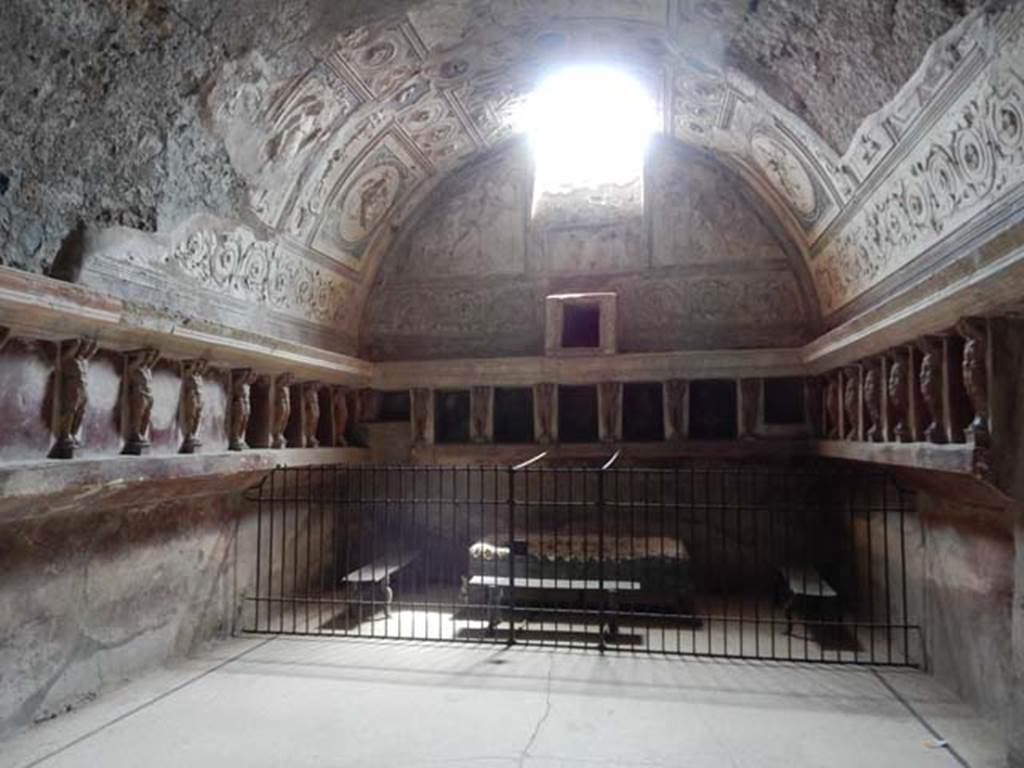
[{"left": 525, "top": 66, "right": 659, "bottom": 197}]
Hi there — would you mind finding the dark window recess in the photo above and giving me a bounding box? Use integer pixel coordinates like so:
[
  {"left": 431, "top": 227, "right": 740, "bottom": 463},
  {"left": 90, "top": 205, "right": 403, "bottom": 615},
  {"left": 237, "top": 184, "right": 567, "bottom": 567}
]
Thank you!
[
  {"left": 245, "top": 377, "right": 272, "bottom": 449},
  {"left": 622, "top": 382, "right": 664, "bottom": 442},
  {"left": 689, "top": 379, "right": 738, "bottom": 440},
  {"left": 561, "top": 303, "right": 601, "bottom": 348},
  {"left": 558, "top": 385, "right": 599, "bottom": 443},
  {"left": 377, "top": 390, "right": 411, "bottom": 422},
  {"left": 284, "top": 384, "right": 304, "bottom": 447},
  {"left": 435, "top": 390, "right": 471, "bottom": 444},
  {"left": 316, "top": 389, "right": 333, "bottom": 446},
  {"left": 494, "top": 387, "right": 534, "bottom": 444},
  {"left": 763, "top": 378, "right": 806, "bottom": 425}
]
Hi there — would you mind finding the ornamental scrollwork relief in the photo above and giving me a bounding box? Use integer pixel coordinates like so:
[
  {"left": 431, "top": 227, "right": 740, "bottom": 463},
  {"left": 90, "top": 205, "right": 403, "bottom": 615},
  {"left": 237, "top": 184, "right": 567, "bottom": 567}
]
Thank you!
[
  {"left": 168, "top": 229, "right": 349, "bottom": 325},
  {"left": 814, "top": 65, "right": 1024, "bottom": 314}
]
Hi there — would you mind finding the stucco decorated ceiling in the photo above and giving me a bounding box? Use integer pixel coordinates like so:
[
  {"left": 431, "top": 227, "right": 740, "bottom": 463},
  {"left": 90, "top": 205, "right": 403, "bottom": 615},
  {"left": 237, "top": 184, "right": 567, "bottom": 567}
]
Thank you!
[
  {"left": 187, "top": 0, "right": 1023, "bottom": 340},
  {"left": 3, "top": 0, "right": 1020, "bottom": 353}
]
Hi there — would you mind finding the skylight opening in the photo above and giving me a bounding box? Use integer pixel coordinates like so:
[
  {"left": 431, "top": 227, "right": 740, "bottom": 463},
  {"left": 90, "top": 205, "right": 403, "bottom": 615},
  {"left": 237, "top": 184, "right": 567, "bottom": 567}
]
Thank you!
[{"left": 524, "top": 65, "right": 658, "bottom": 205}]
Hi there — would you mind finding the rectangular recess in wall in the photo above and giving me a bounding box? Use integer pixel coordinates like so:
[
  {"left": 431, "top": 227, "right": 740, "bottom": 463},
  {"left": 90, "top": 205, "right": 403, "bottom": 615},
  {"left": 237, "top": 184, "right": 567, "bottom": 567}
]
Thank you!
[
  {"left": 689, "top": 379, "right": 737, "bottom": 439},
  {"left": 494, "top": 387, "right": 534, "bottom": 444},
  {"left": 435, "top": 390, "right": 471, "bottom": 444},
  {"left": 376, "top": 390, "right": 411, "bottom": 422},
  {"left": 562, "top": 303, "right": 601, "bottom": 348},
  {"left": 622, "top": 381, "right": 664, "bottom": 442},
  {"left": 558, "top": 384, "right": 599, "bottom": 443},
  {"left": 764, "top": 377, "right": 805, "bottom": 425}
]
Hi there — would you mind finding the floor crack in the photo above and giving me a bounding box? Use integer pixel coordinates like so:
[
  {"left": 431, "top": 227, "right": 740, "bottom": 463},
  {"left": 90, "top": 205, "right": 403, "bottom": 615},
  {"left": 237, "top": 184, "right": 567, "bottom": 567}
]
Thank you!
[{"left": 517, "top": 654, "right": 555, "bottom": 767}]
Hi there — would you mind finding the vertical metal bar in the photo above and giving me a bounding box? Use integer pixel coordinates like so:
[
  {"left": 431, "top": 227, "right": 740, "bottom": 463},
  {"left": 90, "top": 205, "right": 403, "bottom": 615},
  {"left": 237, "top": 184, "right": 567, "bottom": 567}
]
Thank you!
[
  {"left": 355, "top": 466, "right": 363, "bottom": 638},
  {"left": 719, "top": 467, "right": 727, "bottom": 656},
  {"left": 702, "top": 468, "right": 710, "bottom": 656},
  {"left": 768, "top": 470, "right": 775, "bottom": 660},
  {"left": 270, "top": 471, "right": 276, "bottom": 633},
  {"left": 343, "top": 465, "right": 351, "bottom": 637},
  {"left": 255, "top": 476, "right": 263, "bottom": 633},
  {"left": 883, "top": 475, "right": 892, "bottom": 664},
  {"left": 331, "top": 465, "right": 338, "bottom": 636},
  {"left": 305, "top": 467, "right": 312, "bottom": 634},
  {"left": 280, "top": 468, "right": 287, "bottom": 634},
  {"left": 396, "top": 466, "right": 403, "bottom": 640},
  {"left": 737, "top": 466, "right": 743, "bottom": 659},
  {"left": 752, "top": 467, "right": 759, "bottom": 659},
  {"left": 784, "top": 470, "right": 792, "bottom": 660},
  {"left": 686, "top": 466, "right": 695, "bottom": 655},
  {"left": 847, "top": 467, "right": 858, "bottom": 663},
  {"left": 800, "top": 470, "right": 808, "bottom": 662},
  {"left": 660, "top": 468, "right": 666, "bottom": 655},
  {"left": 507, "top": 465, "right": 516, "bottom": 645},
  {"left": 900, "top": 487, "right": 910, "bottom": 664},
  {"left": 866, "top": 472, "right": 875, "bottom": 663},
  {"left": 450, "top": 468, "right": 458, "bottom": 643},
  {"left": 318, "top": 465, "right": 325, "bottom": 634},
  {"left": 598, "top": 466, "right": 606, "bottom": 653},
  {"left": 290, "top": 466, "right": 299, "bottom": 634}
]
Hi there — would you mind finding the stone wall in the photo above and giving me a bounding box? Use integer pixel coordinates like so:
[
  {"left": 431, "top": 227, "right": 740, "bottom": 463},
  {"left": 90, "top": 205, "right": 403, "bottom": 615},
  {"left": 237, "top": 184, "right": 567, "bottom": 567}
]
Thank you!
[
  {"left": 918, "top": 496, "right": 1015, "bottom": 723},
  {"left": 361, "top": 139, "right": 817, "bottom": 360},
  {"left": 0, "top": 494, "right": 249, "bottom": 738},
  {"left": 834, "top": 473, "right": 1018, "bottom": 748}
]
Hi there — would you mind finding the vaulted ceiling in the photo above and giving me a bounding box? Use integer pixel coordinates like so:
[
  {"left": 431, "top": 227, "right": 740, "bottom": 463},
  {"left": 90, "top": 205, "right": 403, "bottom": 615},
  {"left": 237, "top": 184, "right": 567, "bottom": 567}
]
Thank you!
[{"left": 3, "top": 0, "right": 1018, "bottom": 355}]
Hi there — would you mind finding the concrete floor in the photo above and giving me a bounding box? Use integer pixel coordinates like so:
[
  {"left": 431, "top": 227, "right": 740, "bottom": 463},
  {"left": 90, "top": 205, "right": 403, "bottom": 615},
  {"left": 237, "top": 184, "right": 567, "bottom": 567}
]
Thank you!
[{"left": 3, "top": 636, "right": 1008, "bottom": 768}]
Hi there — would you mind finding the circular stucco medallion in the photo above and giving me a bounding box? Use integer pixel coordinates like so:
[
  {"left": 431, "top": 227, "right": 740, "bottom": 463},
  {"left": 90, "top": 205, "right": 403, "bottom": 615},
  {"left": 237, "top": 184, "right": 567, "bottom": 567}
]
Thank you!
[{"left": 338, "top": 164, "right": 402, "bottom": 244}]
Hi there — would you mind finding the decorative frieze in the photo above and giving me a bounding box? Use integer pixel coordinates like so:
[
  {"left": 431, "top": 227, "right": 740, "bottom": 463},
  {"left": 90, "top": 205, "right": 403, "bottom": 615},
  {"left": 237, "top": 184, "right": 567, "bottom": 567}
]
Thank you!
[
  {"left": 169, "top": 229, "right": 351, "bottom": 325},
  {"left": 813, "top": 53, "right": 1024, "bottom": 314}
]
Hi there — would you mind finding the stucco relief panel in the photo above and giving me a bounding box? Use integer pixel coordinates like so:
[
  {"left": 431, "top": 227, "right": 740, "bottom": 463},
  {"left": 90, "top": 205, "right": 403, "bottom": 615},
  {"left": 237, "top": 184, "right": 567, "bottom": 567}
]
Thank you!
[
  {"left": 167, "top": 228, "right": 353, "bottom": 325},
  {"left": 649, "top": 148, "right": 789, "bottom": 266},
  {"left": 490, "top": 0, "right": 670, "bottom": 26},
  {"left": 397, "top": 88, "right": 479, "bottom": 168},
  {"left": 363, "top": 281, "right": 542, "bottom": 340},
  {"left": 394, "top": 154, "right": 527, "bottom": 279},
  {"left": 613, "top": 270, "right": 810, "bottom": 349},
  {"left": 311, "top": 135, "right": 428, "bottom": 269},
  {"left": 327, "top": 21, "right": 426, "bottom": 99},
  {"left": 208, "top": 57, "right": 363, "bottom": 232},
  {"left": 539, "top": 218, "right": 647, "bottom": 275},
  {"left": 813, "top": 61, "right": 1024, "bottom": 315}
]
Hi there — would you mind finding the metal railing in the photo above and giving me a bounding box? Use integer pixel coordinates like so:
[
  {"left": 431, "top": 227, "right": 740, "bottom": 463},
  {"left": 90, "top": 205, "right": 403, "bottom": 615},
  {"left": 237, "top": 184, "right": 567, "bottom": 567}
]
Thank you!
[{"left": 243, "top": 457, "right": 920, "bottom": 665}]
